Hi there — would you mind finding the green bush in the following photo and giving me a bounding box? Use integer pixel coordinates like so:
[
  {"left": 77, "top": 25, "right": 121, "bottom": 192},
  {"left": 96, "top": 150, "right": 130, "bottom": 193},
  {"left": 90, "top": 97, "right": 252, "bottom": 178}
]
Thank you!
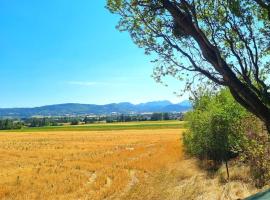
[
  {"left": 238, "top": 115, "right": 270, "bottom": 188},
  {"left": 184, "top": 88, "right": 270, "bottom": 186},
  {"left": 183, "top": 89, "right": 247, "bottom": 167}
]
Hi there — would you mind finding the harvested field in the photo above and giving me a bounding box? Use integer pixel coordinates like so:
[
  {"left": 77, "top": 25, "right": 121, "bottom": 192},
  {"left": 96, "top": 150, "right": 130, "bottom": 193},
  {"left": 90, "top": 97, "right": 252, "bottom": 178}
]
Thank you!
[{"left": 0, "top": 128, "right": 259, "bottom": 200}]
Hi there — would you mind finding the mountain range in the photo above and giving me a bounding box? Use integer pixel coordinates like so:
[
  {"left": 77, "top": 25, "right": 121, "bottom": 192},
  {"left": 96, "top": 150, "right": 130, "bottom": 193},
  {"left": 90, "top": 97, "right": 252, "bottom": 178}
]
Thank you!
[{"left": 0, "top": 100, "right": 192, "bottom": 118}]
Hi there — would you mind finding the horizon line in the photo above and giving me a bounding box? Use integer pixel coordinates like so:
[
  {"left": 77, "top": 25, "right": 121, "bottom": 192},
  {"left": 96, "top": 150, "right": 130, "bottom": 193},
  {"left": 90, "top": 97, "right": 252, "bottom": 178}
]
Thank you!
[{"left": 0, "top": 99, "right": 190, "bottom": 109}]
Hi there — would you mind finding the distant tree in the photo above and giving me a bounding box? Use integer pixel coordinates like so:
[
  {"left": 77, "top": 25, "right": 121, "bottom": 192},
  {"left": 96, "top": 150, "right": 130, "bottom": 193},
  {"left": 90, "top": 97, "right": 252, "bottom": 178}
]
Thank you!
[
  {"left": 57, "top": 117, "right": 70, "bottom": 123},
  {"left": 106, "top": 118, "right": 113, "bottom": 123},
  {"left": 27, "top": 117, "right": 59, "bottom": 127},
  {"left": 51, "top": 121, "right": 59, "bottom": 126},
  {"left": 84, "top": 116, "right": 96, "bottom": 124},
  {"left": 70, "top": 119, "right": 79, "bottom": 125},
  {"left": 0, "top": 119, "right": 23, "bottom": 130},
  {"left": 12, "top": 121, "right": 23, "bottom": 129},
  {"left": 107, "top": 0, "right": 270, "bottom": 133},
  {"left": 151, "top": 113, "right": 163, "bottom": 121},
  {"left": 119, "top": 114, "right": 125, "bottom": 122},
  {"left": 29, "top": 118, "right": 39, "bottom": 127},
  {"left": 84, "top": 116, "right": 88, "bottom": 124},
  {"left": 163, "top": 113, "right": 170, "bottom": 120},
  {"left": 124, "top": 115, "right": 132, "bottom": 122},
  {"left": 42, "top": 118, "right": 50, "bottom": 126},
  {"left": 4, "top": 119, "right": 13, "bottom": 129}
]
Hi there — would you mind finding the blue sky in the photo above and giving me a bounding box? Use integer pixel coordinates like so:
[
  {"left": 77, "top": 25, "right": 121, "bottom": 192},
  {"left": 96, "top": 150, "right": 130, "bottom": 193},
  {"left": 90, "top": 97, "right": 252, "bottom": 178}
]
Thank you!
[{"left": 0, "top": 0, "right": 186, "bottom": 108}]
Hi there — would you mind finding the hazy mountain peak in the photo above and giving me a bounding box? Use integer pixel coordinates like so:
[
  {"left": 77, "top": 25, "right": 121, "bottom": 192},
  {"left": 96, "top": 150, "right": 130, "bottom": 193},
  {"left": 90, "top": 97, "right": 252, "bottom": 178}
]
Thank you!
[
  {"left": 137, "top": 100, "right": 172, "bottom": 106},
  {"left": 0, "top": 100, "right": 191, "bottom": 118}
]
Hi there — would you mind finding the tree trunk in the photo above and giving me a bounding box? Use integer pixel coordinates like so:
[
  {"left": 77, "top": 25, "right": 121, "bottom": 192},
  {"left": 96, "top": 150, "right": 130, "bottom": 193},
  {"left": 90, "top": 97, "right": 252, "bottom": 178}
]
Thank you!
[{"left": 225, "top": 160, "right": 230, "bottom": 180}]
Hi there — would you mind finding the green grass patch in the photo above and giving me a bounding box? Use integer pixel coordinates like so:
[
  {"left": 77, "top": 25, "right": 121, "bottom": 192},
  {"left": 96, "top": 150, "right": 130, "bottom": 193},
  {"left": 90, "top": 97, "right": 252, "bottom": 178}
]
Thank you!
[{"left": 3, "top": 121, "right": 186, "bottom": 132}]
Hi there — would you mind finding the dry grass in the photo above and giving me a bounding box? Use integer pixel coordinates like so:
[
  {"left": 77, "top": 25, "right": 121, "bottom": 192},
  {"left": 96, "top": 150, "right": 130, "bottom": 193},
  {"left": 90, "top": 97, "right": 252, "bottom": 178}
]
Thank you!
[{"left": 0, "top": 129, "right": 259, "bottom": 200}]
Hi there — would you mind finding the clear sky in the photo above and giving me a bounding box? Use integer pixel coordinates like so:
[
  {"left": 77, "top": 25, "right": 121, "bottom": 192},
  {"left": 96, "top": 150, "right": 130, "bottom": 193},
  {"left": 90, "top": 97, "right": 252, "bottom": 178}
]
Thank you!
[{"left": 0, "top": 0, "right": 186, "bottom": 108}]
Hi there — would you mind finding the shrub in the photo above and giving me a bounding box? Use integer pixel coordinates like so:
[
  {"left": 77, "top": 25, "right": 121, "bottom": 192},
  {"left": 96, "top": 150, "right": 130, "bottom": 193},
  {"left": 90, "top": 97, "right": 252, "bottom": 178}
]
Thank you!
[
  {"left": 184, "top": 88, "right": 270, "bottom": 186},
  {"left": 183, "top": 89, "right": 247, "bottom": 172},
  {"left": 239, "top": 115, "right": 270, "bottom": 188},
  {"left": 184, "top": 90, "right": 246, "bottom": 158}
]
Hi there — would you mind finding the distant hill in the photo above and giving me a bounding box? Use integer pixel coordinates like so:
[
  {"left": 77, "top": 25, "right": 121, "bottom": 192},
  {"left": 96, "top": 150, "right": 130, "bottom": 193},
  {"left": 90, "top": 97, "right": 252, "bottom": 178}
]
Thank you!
[{"left": 0, "top": 100, "right": 192, "bottom": 118}]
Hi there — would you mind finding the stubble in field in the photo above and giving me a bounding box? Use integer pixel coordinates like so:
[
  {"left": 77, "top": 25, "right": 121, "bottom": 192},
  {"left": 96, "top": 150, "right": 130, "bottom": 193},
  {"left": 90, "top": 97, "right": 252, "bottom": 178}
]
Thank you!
[
  {"left": 0, "top": 129, "right": 258, "bottom": 200},
  {"left": 0, "top": 129, "right": 183, "bottom": 200}
]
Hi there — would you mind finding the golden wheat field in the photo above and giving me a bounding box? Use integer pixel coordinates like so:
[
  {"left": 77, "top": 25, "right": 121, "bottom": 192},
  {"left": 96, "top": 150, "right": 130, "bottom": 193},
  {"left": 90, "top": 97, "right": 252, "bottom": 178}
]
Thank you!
[{"left": 0, "top": 128, "right": 259, "bottom": 200}]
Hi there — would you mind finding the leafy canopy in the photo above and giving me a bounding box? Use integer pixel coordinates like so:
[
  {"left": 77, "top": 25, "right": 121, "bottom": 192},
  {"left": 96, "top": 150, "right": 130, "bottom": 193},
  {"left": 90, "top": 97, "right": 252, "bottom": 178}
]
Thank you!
[
  {"left": 107, "top": 0, "right": 270, "bottom": 90},
  {"left": 107, "top": 1, "right": 270, "bottom": 127},
  {"left": 183, "top": 89, "right": 247, "bottom": 162}
]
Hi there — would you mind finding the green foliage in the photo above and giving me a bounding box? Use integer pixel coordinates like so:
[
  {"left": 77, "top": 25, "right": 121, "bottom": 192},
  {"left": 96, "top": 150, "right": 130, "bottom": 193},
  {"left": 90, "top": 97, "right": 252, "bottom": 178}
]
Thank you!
[
  {"left": 0, "top": 119, "right": 23, "bottom": 130},
  {"left": 106, "top": 0, "right": 270, "bottom": 93},
  {"left": 184, "top": 88, "right": 270, "bottom": 187},
  {"left": 183, "top": 89, "right": 247, "bottom": 163},
  {"left": 28, "top": 118, "right": 59, "bottom": 127},
  {"left": 238, "top": 115, "right": 270, "bottom": 188},
  {"left": 83, "top": 116, "right": 96, "bottom": 124},
  {"left": 163, "top": 112, "right": 170, "bottom": 120},
  {"left": 150, "top": 113, "right": 170, "bottom": 121},
  {"left": 70, "top": 119, "right": 79, "bottom": 125},
  {"left": 106, "top": 1, "right": 270, "bottom": 131},
  {"left": 151, "top": 113, "right": 163, "bottom": 121}
]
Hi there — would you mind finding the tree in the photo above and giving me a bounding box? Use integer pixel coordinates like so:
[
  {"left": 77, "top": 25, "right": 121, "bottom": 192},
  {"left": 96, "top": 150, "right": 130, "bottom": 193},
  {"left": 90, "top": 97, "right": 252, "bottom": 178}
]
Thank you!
[
  {"left": 163, "top": 112, "right": 170, "bottom": 120},
  {"left": 70, "top": 119, "right": 79, "bottom": 125},
  {"left": 42, "top": 118, "right": 50, "bottom": 126},
  {"left": 151, "top": 112, "right": 163, "bottom": 120},
  {"left": 0, "top": 119, "right": 23, "bottom": 130},
  {"left": 84, "top": 116, "right": 95, "bottom": 124},
  {"left": 29, "top": 118, "right": 39, "bottom": 127},
  {"left": 4, "top": 119, "right": 13, "bottom": 129},
  {"left": 107, "top": 0, "right": 270, "bottom": 132}
]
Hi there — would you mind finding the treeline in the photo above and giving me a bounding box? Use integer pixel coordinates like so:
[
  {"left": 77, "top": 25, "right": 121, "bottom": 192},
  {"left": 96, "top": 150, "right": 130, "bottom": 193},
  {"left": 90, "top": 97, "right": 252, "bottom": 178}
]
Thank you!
[
  {"left": 0, "top": 112, "right": 183, "bottom": 130},
  {"left": 0, "top": 119, "right": 23, "bottom": 130},
  {"left": 183, "top": 88, "right": 270, "bottom": 188},
  {"left": 24, "top": 117, "right": 82, "bottom": 127},
  {"left": 25, "top": 118, "right": 59, "bottom": 127},
  {"left": 104, "top": 113, "right": 172, "bottom": 123},
  {"left": 68, "top": 112, "right": 177, "bottom": 124}
]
